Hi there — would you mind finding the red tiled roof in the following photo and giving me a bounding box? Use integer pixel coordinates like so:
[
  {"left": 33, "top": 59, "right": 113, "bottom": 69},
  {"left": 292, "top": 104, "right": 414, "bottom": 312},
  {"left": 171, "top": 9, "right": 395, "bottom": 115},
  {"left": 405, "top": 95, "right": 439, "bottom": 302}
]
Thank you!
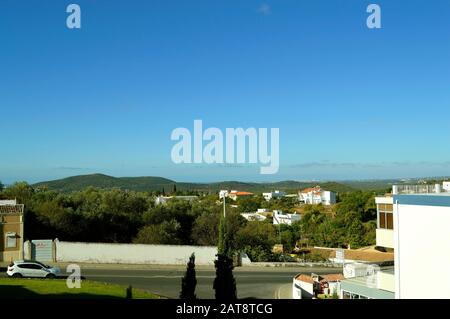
[
  {"left": 320, "top": 274, "right": 345, "bottom": 282},
  {"left": 0, "top": 204, "right": 24, "bottom": 214},
  {"left": 234, "top": 191, "right": 253, "bottom": 196},
  {"left": 300, "top": 187, "right": 321, "bottom": 194},
  {"left": 295, "top": 274, "right": 315, "bottom": 284}
]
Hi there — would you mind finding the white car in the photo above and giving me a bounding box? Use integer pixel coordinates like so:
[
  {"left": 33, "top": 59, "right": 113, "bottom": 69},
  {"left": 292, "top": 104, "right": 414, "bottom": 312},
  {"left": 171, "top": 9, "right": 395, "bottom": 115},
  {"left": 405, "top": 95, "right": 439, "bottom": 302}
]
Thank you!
[{"left": 7, "top": 260, "right": 61, "bottom": 278}]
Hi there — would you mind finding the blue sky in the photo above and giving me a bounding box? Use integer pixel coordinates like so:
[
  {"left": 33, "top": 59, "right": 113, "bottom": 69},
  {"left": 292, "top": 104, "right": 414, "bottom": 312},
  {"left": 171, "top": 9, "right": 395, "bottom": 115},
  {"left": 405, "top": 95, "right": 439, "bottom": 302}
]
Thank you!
[{"left": 1, "top": 0, "right": 450, "bottom": 184}]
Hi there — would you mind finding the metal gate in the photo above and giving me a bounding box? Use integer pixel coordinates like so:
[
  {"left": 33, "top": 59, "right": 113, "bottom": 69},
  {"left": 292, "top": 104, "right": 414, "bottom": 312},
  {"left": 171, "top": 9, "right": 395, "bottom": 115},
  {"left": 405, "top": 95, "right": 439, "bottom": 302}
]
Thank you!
[{"left": 31, "top": 239, "right": 53, "bottom": 262}]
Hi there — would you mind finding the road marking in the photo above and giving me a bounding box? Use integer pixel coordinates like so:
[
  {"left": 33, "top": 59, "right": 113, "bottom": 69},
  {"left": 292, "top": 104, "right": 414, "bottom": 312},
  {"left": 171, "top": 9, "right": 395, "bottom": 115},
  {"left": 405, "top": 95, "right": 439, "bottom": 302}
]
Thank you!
[{"left": 274, "top": 284, "right": 292, "bottom": 299}]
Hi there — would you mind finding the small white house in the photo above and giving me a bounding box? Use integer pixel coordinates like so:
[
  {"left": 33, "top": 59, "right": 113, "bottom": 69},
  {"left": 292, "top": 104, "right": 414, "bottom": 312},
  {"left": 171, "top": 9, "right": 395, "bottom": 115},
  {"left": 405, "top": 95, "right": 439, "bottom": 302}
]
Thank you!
[
  {"left": 292, "top": 274, "right": 315, "bottom": 299},
  {"left": 299, "top": 187, "right": 336, "bottom": 205},
  {"left": 292, "top": 273, "right": 344, "bottom": 299},
  {"left": 443, "top": 181, "right": 450, "bottom": 192},
  {"left": 240, "top": 212, "right": 267, "bottom": 222},
  {"left": 154, "top": 195, "right": 198, "bottom": 206},
  {"left": 262, "top": 190, "right": 287, "bottom": 201},
  {"left": 273, "top": 210, "right": 301, "bottom": 226}
]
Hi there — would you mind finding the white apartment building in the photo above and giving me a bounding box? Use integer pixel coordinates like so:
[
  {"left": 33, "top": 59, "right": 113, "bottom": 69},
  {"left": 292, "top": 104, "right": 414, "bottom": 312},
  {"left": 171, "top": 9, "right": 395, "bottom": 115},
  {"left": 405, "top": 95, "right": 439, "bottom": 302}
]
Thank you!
[
  {"left": 298, "top": 187, "right": 336, "bottom": 206},
  {"left": 341, "top": 182, "right": 450, "bottom": 299},
  {"left": 272, "top": 210, "right": 301, "bottom": 226},
  {"left": 392, "top": 183, "right": 450, "bottom": 299}
]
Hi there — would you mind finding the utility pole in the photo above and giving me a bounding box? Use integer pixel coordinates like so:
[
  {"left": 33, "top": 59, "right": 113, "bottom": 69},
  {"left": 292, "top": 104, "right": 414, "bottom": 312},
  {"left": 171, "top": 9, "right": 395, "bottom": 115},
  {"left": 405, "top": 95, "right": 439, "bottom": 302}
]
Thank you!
[{"left": 223, "top": 194, "right": 226, "bottom": 218}]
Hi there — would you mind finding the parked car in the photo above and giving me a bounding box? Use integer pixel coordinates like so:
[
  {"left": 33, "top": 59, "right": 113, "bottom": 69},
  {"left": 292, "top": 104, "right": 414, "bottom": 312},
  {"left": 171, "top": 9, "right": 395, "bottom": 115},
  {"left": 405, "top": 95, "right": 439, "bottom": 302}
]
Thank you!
[{"left": 7, "top": 260, "right": 60, "bottom": 278}]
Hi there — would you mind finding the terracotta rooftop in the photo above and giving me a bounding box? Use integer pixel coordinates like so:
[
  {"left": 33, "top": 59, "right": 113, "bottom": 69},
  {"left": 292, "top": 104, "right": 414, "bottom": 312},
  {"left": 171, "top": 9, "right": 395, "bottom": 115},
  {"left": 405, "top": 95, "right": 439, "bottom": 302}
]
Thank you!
[
  {"left": 295, "top": 274, "right": 315, "bottom": 284},
  {"left": 320, "top": 274, "right": 345, "bottom": 282},
  {"left": 230, "top": 191, "right": 253, "bottom": 196},
  {"left": 0, "top": 204, "right": 24, "bottom": 214}
]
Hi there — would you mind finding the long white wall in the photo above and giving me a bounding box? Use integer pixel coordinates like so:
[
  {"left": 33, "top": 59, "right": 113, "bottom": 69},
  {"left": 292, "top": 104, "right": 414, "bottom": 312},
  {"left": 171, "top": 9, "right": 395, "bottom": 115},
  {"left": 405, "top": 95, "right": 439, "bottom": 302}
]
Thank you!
[
  {"left": 394, "top": 203, "right": 450, "bottom": 298},
  {"left": 55, "top": 241, "right": 218, "bottom": 265}
]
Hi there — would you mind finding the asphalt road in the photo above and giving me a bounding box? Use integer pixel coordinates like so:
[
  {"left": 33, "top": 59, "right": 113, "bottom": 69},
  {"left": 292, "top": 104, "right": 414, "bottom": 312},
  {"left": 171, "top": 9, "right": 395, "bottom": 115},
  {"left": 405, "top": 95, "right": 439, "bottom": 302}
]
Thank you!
[{"left": 78, "top": 265, "right": 342, "bottom": 299}]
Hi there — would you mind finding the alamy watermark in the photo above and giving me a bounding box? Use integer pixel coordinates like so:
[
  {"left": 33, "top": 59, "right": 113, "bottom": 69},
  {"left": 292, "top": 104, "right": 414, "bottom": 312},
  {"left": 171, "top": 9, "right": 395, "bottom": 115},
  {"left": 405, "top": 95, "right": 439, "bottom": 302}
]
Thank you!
[
  {"left": 367, "top": 4, "right": 381, "bottom": 29},
  {"left": 64, "top": 4, "right": 381, "bottom": 30},
  {"left": 66, "top": 264, "right": 81, "bottom": 288},
  {"left": 170, "top": 120, "right": 279, "bottom": 174},
  {"left": 66, "top": 4, "right": 81, "bottom": 29}
]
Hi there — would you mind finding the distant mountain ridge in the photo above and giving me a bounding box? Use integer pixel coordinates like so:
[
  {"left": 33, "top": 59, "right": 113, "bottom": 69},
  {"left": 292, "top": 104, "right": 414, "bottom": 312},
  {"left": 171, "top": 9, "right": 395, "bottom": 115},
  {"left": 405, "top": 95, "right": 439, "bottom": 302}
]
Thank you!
[{"left": 33, "top": 173, "right": 359, "bottom": 193}]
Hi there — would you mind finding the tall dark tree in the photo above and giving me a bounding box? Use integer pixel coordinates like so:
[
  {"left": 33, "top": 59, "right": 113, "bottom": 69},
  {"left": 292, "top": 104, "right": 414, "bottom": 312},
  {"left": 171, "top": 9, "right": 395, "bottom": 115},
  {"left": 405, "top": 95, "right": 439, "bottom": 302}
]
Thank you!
[
  {"left": 217, "top": 214, "right": 229, "bottom": 256},
  {"left": 180, "top": 253, "right": 197, "bottom": 299},
  {"left": 173, "top": 184, "right": 177, "bottom": 194},
  {"left": 0, "top": 180, "right": 4, "bottom": 192},
  {"left": 213, "top": 254, "right": 237, "bottom": 300},
  {"left": 214, "top": 207, "right": 237, "bottom": 300}
]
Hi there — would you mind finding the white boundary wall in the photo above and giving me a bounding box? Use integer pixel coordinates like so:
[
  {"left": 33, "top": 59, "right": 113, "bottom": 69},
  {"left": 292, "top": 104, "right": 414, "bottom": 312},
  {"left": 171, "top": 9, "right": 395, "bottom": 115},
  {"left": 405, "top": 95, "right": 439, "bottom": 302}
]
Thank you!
[{"left": 55, "top": 240, "right": 217, "bottom": 265}]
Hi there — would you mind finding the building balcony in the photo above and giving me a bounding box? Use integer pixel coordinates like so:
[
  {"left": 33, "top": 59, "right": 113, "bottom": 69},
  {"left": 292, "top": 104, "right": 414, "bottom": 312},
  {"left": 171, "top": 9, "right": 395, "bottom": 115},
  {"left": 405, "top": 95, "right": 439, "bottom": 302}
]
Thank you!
[{"left": 376, "top": 228, "right": 394, "bottom": 249}]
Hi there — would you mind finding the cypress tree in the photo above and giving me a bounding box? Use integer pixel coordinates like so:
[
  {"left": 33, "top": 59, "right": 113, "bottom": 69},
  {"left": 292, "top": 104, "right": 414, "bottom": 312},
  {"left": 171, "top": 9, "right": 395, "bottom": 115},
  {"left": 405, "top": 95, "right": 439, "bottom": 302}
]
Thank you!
[
  {"left": 213, "top": 253, "right": 237, "bottom": 300},
  {"left": 180, "top": 253, "right": 197, "bottom": 299},
  {"left": 214, "top": 212, "right": 237, "bottom": 299},
  {"left": 217, "top": 214, "right": 228, "bottom": 256}
]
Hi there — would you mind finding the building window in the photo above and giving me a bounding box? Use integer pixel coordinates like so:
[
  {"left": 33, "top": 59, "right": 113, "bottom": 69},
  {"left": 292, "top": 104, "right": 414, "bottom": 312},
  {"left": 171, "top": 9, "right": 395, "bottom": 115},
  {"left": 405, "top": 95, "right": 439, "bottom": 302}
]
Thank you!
[
  {"left": 378, "top": 204, "right": 394, "bottom": 230},
  {"left": 5, "top": 232, "right": 16, "bottom": 248}
]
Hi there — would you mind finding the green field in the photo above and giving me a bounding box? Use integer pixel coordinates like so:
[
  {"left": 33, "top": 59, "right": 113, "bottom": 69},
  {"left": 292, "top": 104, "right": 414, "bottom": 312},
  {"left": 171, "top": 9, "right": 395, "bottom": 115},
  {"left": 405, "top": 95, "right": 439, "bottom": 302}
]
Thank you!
[{"left": 0, "top": 278, "right": 161, "bottom": 299}]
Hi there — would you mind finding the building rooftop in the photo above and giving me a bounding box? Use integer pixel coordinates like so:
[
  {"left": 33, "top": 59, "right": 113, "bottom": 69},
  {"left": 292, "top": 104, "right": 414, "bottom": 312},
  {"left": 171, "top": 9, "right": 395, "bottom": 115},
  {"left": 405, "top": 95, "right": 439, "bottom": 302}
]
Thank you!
[
  {"left": 0, "top": 203, "right": 24, "bottom": 214},
  {"left": 320, "top": 274, "right": 345, "bottom": 282},
  {"left": 295, "top": 274, "right": 315, "bottom": 284},
  {"left": 392, "top": 183, "right": 450, "bottom": 196}
]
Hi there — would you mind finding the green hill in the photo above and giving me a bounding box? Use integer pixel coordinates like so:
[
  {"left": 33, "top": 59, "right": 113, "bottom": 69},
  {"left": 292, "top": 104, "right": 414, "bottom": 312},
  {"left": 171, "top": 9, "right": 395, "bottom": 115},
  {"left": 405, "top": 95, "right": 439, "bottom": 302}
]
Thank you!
[
  {"left": 34, "top": 174, "right": 176, "bottom": 193},
  {"left": 33, "top": 173, "right": 356, "bottom": 194}
]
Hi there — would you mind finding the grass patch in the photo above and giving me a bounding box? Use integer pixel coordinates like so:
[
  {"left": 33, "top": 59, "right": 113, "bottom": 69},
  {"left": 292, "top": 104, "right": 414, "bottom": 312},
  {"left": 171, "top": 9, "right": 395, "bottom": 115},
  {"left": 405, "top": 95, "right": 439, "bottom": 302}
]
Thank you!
[{"left": 0, "top": 278, "right": 161, "bottom": 299}]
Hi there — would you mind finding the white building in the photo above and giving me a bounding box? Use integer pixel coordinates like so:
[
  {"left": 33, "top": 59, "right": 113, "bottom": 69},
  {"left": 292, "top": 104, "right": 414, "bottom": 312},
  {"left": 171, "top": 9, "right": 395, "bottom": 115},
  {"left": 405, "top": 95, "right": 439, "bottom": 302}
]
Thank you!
[
  {"left": 262, "top": 190, "right": 287, "bottom": 201},
  {"left": 298, "top": 187, "right": 336, "bottom": 205},
  {"left": 443, "top": 181, "right": 450, "bottom": 192},
  {"left": 272, "top": 210, "right": 301, "bottom": 226},
  {"left": 225, "top": 190, "right": 254, "bottom": 201},
  {"left": 292, "top": 273, "right": 344, "bottom": 299},
  {"left": 340, "top": 182, "right": 450, "bottom": 299},
  {"left": 240, "top": 212, "right": 267, "bottom": 222},
  {"left": 292, "top": 274, "right": 316, "bottom": 299},
  {"left": 154, "top": 195, "right": 198, "bottom": 206},
  {"left": 391, "top": 183, "right": 450, "bottom": 299}
]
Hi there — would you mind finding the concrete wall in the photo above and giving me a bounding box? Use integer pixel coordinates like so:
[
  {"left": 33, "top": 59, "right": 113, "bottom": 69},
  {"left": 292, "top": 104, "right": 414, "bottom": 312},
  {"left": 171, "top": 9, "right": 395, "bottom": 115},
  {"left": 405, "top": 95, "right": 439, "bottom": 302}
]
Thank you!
[
  {"left": 55, "top": 241, "right": 218, "bottom": 265},
  {"left": 394, "top": 200, "right": 450, "bottom": 298}
]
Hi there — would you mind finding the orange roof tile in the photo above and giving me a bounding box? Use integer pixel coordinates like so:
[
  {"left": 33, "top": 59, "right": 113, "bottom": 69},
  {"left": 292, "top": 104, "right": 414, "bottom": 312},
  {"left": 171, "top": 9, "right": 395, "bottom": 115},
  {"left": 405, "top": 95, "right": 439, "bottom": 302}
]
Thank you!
[
  {"left": 235, "top": 192, "right": 253, "bottom": 196},
  {"left": 320, "top": 274, "right": 345, "bottom": 282},
  {"left": 295, "top": 274, "right": 315, "bottom": 284}
]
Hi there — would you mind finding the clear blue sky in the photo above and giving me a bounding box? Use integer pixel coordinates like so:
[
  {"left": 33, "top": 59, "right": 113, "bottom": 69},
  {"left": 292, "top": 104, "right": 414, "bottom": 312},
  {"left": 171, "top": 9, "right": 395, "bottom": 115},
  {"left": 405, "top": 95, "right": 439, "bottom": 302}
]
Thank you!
[{"left": 1, "top": 0, "right": 450, "bottom": 184}]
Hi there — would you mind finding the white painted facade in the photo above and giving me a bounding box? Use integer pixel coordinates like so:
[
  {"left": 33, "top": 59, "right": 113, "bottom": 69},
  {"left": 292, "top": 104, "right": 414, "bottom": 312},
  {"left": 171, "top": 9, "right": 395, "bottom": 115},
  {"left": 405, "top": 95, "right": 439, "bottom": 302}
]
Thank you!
[
  {"left": 155, "top": 195, "right": 198, "bottom": 205},
  {"left": 393, "top": 197, "right": 450, "bottom": 298},
  {"left": 299, "top": 188, "right": 336, "bottom": 206},
  {"left": 376, "top": 228, "right": 394, "bottom": 248},
  {"left": 443, "top": 181, "right": 450, "bottom": 192},
  {"left": 0, "top": 200, "right": 18, "bottom": 205},
  {"left": 375, "top": 196, "right": 394, "bottom": 249},
  {"left": 240, "top": 212, "right": 267, "bottom": 221},
  {"left": 292, "top": 276, "right": 314, "bottom": 299},
  {"left": 272, "top": 210, "right": 301, "bottom": 225},
  {"left": 262, "top": 190, "right": 287, "bottom": 201}
]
